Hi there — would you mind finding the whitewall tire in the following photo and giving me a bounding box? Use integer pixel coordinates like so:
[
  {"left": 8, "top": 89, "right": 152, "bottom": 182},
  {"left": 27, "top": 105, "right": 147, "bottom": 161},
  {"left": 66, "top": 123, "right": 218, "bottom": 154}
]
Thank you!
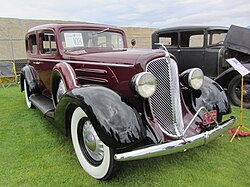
[
  {"left": 71, "top": 107, "right": 116, "bottom": 180},
  {"left": 23, "top": 79, "right": 33, "bottom": 109}
]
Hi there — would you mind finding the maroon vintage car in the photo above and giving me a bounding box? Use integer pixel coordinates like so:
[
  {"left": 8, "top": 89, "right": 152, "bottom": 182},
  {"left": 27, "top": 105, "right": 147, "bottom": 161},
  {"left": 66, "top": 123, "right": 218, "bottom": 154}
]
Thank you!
[{"left": 21, "top": 23, "right": 235, "bottom": 180}]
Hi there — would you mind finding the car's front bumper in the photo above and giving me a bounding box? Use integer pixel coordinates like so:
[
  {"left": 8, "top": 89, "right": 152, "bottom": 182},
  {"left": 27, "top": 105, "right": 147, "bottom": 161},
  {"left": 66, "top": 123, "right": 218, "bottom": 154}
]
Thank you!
[{"left": 114, "top": 117, "right": 235, "bottom": 161}]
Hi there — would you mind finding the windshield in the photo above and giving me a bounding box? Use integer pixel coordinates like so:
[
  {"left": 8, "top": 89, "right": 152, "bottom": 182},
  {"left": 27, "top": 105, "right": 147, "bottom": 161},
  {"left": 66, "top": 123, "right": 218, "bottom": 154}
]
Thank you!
[{"left": 61, "top": 30, "right": 124, "bottom": 50}]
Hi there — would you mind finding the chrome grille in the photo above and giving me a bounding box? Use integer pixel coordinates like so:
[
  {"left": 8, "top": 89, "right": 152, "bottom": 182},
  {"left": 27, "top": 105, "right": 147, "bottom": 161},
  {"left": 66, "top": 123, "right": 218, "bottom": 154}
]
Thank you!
[{"left": 146, "top": 57, "right": 184, "bottom": 138}]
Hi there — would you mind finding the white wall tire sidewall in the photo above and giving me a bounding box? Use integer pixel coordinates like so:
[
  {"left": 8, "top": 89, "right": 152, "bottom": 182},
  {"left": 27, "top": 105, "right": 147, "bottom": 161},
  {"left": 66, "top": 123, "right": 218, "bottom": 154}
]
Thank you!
[
  {"left": 71, "top": 107, "right": 111, "bottom": 179},
  {"left": 23, "top": 79, "right": 32, "bottom": 109}
]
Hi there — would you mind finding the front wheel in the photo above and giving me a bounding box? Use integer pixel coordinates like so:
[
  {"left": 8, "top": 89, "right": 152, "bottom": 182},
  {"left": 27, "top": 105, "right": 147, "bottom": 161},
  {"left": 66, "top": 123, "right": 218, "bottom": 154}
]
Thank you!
[
  {"left": 71, "top": 107, "right": 117, "bottom": 180},
  {"left": 228, "top": 75, "right": 250, "bottom": 109}
]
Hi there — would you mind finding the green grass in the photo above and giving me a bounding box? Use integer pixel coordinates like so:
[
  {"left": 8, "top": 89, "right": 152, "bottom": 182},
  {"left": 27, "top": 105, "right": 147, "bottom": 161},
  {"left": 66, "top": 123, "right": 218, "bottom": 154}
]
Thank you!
[{"left": 1, "top": 86, "right": 250, "bottom": 187}]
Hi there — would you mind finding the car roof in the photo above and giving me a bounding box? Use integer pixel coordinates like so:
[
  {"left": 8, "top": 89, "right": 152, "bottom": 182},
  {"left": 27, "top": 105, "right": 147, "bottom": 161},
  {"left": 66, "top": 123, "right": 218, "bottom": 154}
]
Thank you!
[
  {"left": 153, "top": 26, "right": 229, "bottom": 34},
  {"left": 28, "top": 23, "right": 121, "bottom": 33}
]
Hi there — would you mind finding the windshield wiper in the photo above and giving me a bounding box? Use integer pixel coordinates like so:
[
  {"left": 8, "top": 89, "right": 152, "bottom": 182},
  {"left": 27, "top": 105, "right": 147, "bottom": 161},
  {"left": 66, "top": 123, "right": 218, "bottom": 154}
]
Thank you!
[{"left": 97, "top": 28, "right": 110, "bottom": 34}]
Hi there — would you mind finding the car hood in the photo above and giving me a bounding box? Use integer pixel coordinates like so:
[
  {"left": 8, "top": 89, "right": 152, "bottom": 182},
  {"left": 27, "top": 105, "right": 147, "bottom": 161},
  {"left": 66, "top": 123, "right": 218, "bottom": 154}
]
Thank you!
[{"left": 62, "top": 48, "right": 166, "bottom": 67}]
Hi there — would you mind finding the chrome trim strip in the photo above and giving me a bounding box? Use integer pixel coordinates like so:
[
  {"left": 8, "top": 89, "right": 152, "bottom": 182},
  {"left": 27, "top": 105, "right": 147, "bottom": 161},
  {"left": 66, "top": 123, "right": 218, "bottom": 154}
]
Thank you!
[
  {"left": 77, "top": 76, "right": 108, "bottom": 83},
  {"left": 28, "top": 58, "right": 134, "bottom": 68},
  {"left": 169, "top": 58, "right": 184, "bottom": 137},
  {"left": 75, "top": 68, "right": 107, "bottom": 74},
  {"left": 114, "top": 117, "right": 235, "bottom": 161}
]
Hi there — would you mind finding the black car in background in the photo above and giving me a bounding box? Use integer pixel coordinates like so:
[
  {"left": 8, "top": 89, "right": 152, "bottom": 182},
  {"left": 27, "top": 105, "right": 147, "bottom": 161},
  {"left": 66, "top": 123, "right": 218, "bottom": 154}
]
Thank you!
[{"left": 152, "top": 25, "right": 250, "bottom": 108}]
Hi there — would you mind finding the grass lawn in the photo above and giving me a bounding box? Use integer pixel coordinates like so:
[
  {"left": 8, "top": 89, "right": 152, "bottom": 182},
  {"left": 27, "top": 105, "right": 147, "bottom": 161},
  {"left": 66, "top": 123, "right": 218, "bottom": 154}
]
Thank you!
[{"left": 0, "top": 86, "right": 249, "bottom": 187}]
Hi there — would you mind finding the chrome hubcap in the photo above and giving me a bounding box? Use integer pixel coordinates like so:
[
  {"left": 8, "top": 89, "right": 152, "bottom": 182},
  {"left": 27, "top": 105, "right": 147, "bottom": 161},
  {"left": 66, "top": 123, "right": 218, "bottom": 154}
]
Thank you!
[
  {"left": 82, "top": 120, "right": 104, "bottom": 161},
  {"left": 56, "top": 79, "right": 66, "bottom": 103},
  {"left": 244, "top": 84, "right": 250, "bottom": 100}
]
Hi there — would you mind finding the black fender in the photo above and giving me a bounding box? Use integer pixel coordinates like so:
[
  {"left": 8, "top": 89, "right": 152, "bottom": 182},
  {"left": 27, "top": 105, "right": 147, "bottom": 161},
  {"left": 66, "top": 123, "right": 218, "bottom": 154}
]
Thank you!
[
  {"left": 215, "top": 63, "right": 250, "bottom": 89},
  {"left": 192, "top": 77, "right": 231, "bottom": 115},
  {"left": 214, "top": 67, "right": 239, "bottom": 88},
  {"left": 20, "top": 65, "right": 38, "bottom": 93},
  {"left": 54, "top": 85, "right": 146, "bottom": 148}
]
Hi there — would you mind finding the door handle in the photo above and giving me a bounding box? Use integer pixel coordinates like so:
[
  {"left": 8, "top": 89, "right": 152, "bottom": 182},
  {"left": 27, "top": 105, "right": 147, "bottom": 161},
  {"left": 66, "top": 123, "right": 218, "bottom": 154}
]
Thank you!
[{"left": 33, "top": 61, "right": 41, "bottom": 65}]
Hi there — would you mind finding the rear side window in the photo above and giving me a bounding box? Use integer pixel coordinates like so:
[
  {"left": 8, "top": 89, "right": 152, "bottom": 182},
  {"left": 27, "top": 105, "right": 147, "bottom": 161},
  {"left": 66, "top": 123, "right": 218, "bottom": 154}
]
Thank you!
[
  {"left": 39, "top": 32, "right": 57, "bottom": 54},
  {"left": 27, "top": 34, "right": 37, "bottom": 54},
  {"left": 158, "top": 32, "right": 178, "bottom": 47},
  {"left": 180, "top": 31, "right": 204, "bottom": 48}
]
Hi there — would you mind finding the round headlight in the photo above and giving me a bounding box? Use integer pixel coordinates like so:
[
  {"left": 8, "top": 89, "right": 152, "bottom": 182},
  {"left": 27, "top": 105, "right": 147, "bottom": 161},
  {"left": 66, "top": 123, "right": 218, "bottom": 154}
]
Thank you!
[
  {"left": 188, "top": 68, "right": 204, "bottom": 90},
  {"left": 134, "top": 72, "right": 157, "bottom": 98}
]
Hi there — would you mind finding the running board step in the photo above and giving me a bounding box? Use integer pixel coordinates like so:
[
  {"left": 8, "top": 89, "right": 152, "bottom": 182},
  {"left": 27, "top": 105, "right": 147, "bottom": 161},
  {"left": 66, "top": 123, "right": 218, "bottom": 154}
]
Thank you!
[{"left": 30, "top": 94, "right": 55, "bottom": 117}]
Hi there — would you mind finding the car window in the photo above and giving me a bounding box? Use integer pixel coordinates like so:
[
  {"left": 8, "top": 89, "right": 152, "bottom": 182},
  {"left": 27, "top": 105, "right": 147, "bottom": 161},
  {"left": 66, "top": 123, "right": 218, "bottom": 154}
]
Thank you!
[
  {"left": 27, "top": 34, "right": 37, "bottom": 54},
  {"left": 180, "top": 31, "right": 204, "bottom": 48},
  {"left": 39, "top": 32, "right": 57, "bottom": 54},
  {"left": 208, "top": 30, "right": 227, "bottom": 46},
  {"left": 61, "top": 30, "right": 124, "bottom": 49},
  {"left": 158, "top": 32, "right": 178, "bottom": 48}
]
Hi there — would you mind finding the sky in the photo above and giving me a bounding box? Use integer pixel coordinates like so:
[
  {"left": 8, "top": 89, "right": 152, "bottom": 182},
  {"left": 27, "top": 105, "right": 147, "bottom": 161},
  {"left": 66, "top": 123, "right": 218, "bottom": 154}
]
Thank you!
[{"left": 1, "top": 0, "right": 250, "bottom": 28}]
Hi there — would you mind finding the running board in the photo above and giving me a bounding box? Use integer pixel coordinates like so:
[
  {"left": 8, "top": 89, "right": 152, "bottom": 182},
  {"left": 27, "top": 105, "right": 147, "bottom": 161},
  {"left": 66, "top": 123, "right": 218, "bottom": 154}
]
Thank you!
[{"left": 30, "top": 94, "right": 55, "bottom": 119}]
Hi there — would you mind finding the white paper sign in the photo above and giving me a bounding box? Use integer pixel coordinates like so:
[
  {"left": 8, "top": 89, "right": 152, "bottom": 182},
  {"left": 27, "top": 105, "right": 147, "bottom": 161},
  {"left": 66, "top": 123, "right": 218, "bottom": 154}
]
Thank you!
[
  {"left": 226, "top": 58, "right": 250, "bottom": 76},
  {"left": 64, "top": 33, "right": 84, "bottom": 48}
]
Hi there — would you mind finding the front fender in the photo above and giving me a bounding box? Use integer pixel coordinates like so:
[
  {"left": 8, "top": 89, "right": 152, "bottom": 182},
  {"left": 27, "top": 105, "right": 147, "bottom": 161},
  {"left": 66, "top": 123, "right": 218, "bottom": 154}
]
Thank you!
[
  {"left": 55, "top": 85, "right": 146, "bottom": 148},
  {"left": 193, "top": 77, "right": 231, "bottom": 115},
  {"left": 214, "top": 67, "right": 238, "bottom": 88},
  {"left": 215, "top": 62, "right": 250, "bottom": 88}
]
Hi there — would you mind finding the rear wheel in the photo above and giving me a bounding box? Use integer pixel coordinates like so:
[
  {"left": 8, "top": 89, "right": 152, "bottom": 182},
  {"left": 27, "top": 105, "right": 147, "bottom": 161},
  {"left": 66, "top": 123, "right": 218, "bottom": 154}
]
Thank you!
[
  {"left": 23, "top": 79, "right": 34, "bottom": 109},
  {"left": 55, "top": 78, "right": 66, "bottom": 105},
  {"left": 228, "top": 75, "right": 250, "bottom": 109},
  {"left": 71, "top": 107, "right": 117, "bottom": 180}
]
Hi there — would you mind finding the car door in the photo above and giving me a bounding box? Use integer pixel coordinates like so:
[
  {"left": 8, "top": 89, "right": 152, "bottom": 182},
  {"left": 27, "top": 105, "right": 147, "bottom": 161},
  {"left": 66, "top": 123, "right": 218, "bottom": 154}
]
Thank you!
[
  {"left": 178, "top": 30, "right": 206, "bottom": 74},
  {"left": 26, "top": 33, "right": 47, "bottom": 93},
  {"left": 33, "top": 31, "right": 58, "bottom": 96}
]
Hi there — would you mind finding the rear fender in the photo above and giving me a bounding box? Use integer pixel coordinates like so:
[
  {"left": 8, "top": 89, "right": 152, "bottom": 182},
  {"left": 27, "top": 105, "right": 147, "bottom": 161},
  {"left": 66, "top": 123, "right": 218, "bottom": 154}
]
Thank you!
[
  {"left": 54, "top": 85, "right": 146, "bottom": 148},
  {"left": 20, "top": 65, "right": 38, "bottom": 93},
  {"left": 51, "top": 62, "right": 78, "bottom": 105}
]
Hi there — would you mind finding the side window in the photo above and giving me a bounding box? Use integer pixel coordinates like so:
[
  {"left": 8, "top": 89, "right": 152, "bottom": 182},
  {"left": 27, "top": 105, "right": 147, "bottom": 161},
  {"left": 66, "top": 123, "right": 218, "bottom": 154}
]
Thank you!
[
  {"left": 158, "top": 32, "right": 178, "bottom": 47},
  {"left": 208, "top": 30, "right": 227, "bottom": 46},
  {"left": 39, "top": 32, "right": 57, "bottom": 54},
  {"left": 180, "top": 31, "right": 204, "bottom": 48},
  {"left": 28, "top": 34, "right": 37, "bottom": 54}
]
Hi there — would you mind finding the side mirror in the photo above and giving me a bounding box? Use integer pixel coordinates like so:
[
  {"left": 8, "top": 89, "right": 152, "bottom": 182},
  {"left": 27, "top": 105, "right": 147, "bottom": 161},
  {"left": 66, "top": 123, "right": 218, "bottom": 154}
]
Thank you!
[{"left": 131, "top": 39, "right": 136, "bottom": 48}]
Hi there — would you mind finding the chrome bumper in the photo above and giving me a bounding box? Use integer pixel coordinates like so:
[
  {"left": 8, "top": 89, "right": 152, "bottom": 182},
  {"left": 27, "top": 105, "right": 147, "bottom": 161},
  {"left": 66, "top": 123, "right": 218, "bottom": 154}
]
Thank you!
[{"left": 114, "top": 117, "right": 235, "bottom": 161}]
